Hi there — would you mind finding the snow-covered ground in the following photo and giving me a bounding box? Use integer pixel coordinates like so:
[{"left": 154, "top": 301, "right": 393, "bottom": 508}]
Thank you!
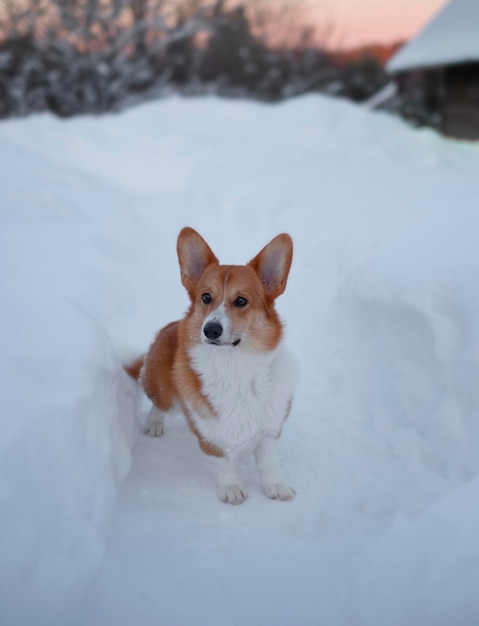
[{"left": 1, "top": 95, "right": 479, "bottom": 626}]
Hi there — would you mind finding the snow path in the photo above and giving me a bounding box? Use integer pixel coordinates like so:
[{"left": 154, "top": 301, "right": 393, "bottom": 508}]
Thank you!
[
  {"left": 79, "top": 415, "right": 356, "bottom": 626},
  {"left": 2, "top": 95, "right": 479, "bottom": 626}
]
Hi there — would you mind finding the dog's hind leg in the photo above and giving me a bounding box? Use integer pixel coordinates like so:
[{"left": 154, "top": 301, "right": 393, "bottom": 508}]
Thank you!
[{"left": 144, "top": 404, "right": 166, "bottom": 437}]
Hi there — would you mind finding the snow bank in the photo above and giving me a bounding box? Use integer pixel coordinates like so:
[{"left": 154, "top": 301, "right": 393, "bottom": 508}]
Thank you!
[
  {"left": 326, "top": 204, "right": 479, "bottom": 485},
  {"left": 1, "top": 95, "right": 479, "bottom": 625},
  {"left": 0, "top": 137, "right": 143, "bottom": 623},
  {"left": 353, "top": 476, "right": 479, "bottom": 626}
]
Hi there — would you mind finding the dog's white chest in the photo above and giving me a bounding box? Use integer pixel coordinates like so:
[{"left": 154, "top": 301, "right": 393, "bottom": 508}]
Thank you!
[{"left": 187, "top": 343, "right": 295, "bottom": 454}]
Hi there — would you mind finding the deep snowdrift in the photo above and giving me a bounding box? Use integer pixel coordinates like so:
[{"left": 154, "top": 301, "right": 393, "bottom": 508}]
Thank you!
[{"left": 1, "top": 95, "right": 479, "bottom": 626}]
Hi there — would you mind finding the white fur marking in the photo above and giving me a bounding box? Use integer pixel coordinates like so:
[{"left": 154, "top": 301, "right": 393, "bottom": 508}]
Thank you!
[{"left": 187, "top": 342, "right": 295, "bottom": 457}]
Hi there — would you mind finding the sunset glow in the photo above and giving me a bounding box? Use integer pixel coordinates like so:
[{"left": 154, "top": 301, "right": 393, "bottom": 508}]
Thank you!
[{"left": 315, "top": 0, "right": 448, "bottom": 48}]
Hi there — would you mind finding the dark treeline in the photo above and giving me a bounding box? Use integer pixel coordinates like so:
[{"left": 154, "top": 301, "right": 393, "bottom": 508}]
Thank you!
[{"left": 0, "top": 0, "right": 388, "bottom": 118}]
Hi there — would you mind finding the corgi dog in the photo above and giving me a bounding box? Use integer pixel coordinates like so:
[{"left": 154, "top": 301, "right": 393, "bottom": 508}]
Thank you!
[{"left": 126, "top": 227, "right": 296, "bottom": 504}]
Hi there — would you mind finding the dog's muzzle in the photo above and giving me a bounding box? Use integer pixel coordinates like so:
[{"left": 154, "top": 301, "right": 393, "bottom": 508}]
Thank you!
[
  {"left": 203, "top": 321, "right": 223, "bottom": 343},
  {"left": 203, "top": 321, "right": 241, "bottom": 347}
]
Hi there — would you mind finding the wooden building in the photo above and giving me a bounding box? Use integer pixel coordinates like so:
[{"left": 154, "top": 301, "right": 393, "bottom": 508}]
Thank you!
[{"left": 386, "top": 0, "right": 479, "bottom": 140}]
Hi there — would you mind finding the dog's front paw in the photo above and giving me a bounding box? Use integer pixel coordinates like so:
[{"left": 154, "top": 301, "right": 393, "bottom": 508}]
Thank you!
[
  {"left": 218, "top": 484, "right": 248, "bottom": 505},
  {"left": 263, "top": 482, "right": 296, "bottom": 501}
]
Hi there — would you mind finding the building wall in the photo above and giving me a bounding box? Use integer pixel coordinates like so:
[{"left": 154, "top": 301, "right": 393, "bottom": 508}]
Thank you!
[{"left": 441, "top": 63, "right": 479, "bottom": 139}]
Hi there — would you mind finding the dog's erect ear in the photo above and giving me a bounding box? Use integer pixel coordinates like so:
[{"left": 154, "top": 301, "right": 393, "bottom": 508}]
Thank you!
[
  {"left": 248, "top": 234, "right": 293, "bottom": 299},
  {"left": 177, "top": 227, "right": 219, "bottom": 298}
]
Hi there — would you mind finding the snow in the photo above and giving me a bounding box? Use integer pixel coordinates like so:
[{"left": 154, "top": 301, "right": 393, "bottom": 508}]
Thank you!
[
  {"left": 364, "top": 81, "right": 397, "bottom": 108},
  {"left": 388, "top": 0, "right": 479, "bottom": 72},
  {"left": 1, "top": 94, "right": 479, "bottom": 626},
  {"left": 352, "top": 476, "right": 479, "bottom": 625}
]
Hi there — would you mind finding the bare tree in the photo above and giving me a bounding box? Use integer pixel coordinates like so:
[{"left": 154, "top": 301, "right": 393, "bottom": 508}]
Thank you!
[
  {"left": 239, "top": 0, "right": 334, "bottom": 51},
  {"left": 0, "top": 0, "right": 51, "bottom": 39}
]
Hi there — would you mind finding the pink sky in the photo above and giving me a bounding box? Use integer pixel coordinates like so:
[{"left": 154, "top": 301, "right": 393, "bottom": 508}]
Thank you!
[{"left": 317, "top": 0, "right": 447, "bottom": 48}]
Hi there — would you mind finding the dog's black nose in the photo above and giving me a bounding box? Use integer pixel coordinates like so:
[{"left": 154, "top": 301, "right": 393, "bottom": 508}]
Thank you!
[{"left": 204, "top": 321, "right": 223, "bottom": 341}]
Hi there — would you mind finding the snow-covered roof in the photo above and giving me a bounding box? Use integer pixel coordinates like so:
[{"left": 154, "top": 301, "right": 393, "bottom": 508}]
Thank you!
[{"left": 387, "top": 0, "right": 479, "bottom": 73}]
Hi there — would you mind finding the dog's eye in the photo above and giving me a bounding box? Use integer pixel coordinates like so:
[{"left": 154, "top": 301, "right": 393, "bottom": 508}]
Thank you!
[
  {"left": 233, "top": 296, "right": 248, "bottom": 308},
  {"left": 202, "top": 293, "right": 212, "bottom": 304}
]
